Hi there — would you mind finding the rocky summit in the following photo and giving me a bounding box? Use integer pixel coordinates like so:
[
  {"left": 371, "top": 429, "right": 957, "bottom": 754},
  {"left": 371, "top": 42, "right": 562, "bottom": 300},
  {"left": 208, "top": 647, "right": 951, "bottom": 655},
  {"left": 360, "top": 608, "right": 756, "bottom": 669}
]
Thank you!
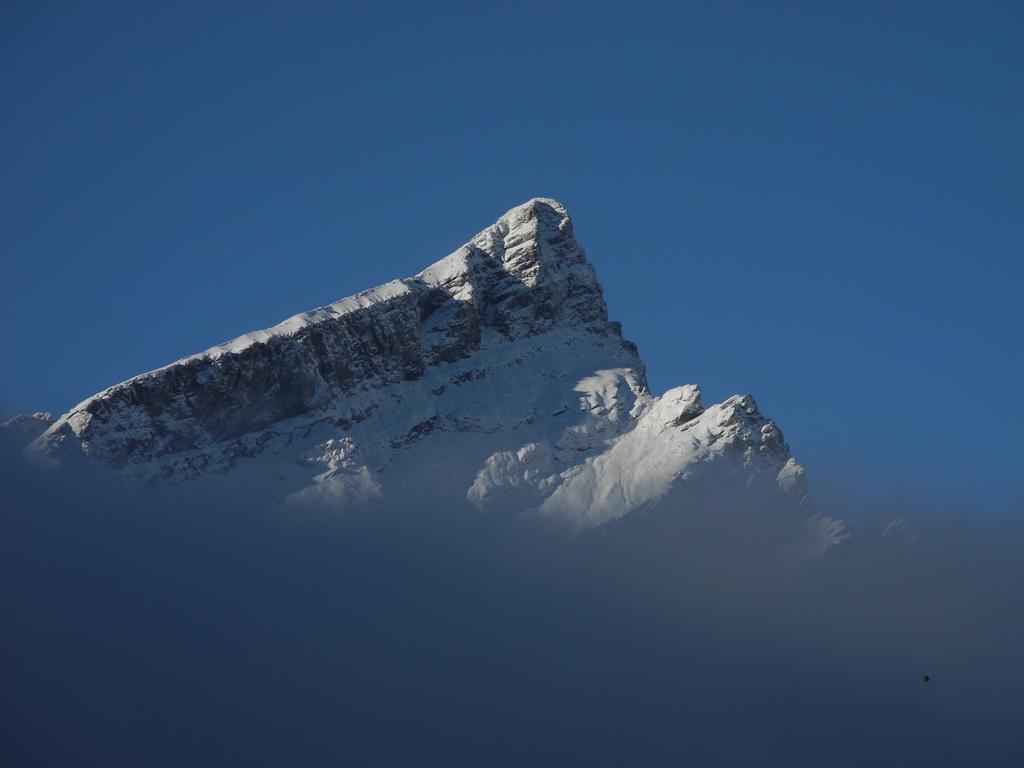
[{"left": 22, "top": 198, "right": 843, "bottom": 551}]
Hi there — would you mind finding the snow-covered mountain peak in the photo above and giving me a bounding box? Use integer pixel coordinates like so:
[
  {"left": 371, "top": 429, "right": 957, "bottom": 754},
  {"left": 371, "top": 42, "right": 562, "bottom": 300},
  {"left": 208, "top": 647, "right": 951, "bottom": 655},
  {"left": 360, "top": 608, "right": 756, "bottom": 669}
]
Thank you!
[{"left": 23, "top": 198, "right": 841, "bottom": 554}]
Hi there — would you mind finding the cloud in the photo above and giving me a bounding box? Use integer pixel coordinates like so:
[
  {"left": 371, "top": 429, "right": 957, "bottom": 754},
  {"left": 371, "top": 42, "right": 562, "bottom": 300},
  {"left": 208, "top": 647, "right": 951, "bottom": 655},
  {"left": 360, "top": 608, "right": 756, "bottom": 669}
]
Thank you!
[
  {"left": 1, "top": 459, "right": 1021, "bottom": 766},
  {"left": 882, "top": 517, "right": 920, "bottom": 543}
]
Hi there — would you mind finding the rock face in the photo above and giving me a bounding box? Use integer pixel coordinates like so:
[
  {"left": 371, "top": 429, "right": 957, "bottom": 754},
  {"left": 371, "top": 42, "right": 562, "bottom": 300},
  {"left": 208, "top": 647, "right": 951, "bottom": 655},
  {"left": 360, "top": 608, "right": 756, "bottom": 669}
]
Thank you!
[{"left": 25, "top": 198, "right": 842, "bottom": 551}]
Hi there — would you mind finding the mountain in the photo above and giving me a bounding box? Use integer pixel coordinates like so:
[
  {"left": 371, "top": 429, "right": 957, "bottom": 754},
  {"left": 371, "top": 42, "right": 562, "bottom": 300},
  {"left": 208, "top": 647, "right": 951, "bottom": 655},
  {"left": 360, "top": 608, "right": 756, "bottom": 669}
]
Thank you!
[
  {"left": 23, "top": 198, "right": 843, "bottom": 551},
  {"left": 1, "top": 412, "right": 53, "bottom": 454}
]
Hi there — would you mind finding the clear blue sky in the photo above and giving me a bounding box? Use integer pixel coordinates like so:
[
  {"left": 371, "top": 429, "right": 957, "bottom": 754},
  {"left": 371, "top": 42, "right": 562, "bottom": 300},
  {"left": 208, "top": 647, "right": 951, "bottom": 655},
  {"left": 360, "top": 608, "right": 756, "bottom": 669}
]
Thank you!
[{"left": 2, "top": 2, "right": 1021, "bottom": 506}]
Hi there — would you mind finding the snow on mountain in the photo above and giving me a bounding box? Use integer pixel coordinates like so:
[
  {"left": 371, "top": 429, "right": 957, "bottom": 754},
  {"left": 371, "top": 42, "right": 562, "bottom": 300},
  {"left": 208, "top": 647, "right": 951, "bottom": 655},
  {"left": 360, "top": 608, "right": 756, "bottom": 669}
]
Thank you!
[
  {"left": 1, "top": 412, "right": 53, "bottom": 452},
  {"left": 23, "top": 198, "right": 842, "bottom": 553}
]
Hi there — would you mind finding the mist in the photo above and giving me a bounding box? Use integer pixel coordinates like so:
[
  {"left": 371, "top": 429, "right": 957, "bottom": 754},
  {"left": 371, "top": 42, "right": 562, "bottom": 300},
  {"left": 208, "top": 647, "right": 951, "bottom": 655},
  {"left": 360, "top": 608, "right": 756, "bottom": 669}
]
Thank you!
[{"left": 2, "top": 459, "right": 1021, "bottom": 767}]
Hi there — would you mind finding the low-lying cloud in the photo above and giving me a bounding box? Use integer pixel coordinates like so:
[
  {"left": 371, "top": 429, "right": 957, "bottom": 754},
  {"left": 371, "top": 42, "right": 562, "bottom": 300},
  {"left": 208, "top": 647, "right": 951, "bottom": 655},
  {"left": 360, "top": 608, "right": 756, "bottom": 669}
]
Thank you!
[{"left": 1, "top": 460, "right": 1021, "bottom": 767}]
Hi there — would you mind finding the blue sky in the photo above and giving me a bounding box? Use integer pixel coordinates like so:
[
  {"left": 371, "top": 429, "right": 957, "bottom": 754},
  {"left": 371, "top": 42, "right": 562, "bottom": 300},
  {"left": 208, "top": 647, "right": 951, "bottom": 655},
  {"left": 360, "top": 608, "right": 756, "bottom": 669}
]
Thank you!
[{"left": 2, "top": 1, "right": 1021, "bottom": 506}]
